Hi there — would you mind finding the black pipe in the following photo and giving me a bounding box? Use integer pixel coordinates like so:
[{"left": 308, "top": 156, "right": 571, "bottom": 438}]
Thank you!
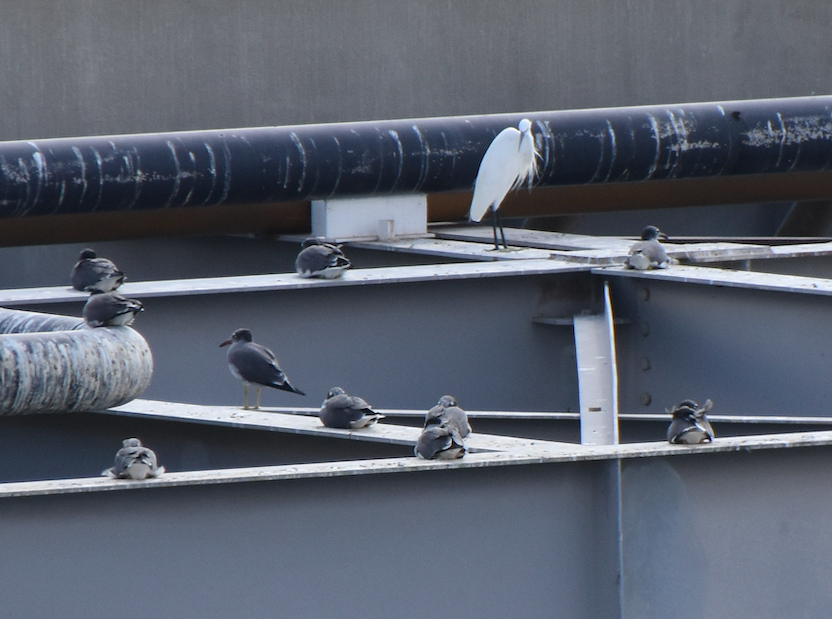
[{"left": 1, "top": 96, "right": 832, "bottom": 219}]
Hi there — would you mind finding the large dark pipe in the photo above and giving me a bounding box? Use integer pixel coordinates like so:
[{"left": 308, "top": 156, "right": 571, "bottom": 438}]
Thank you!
[{"left": 1, "top": 96, "right": 831, "bottom": 229}]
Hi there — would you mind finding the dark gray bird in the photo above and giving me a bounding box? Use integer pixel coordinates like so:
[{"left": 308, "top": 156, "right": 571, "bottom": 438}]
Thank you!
[
  {"left": 415, "top": 422, "right": 467, "bottom": 460},
  {"left": 220, "top": 328, "right": 305, "bottom": 409},
  {"left": 424, "top": 395, "right": 471, "bottom": 438},
  {"left": 626, "top": 225, "right": 671, "bottom": 270},
  {"left": 71, "top": 248, "right": 126, "bottom": 292},
  {"left": 82, "top": 291, "right": 143, "bottom": 327},
  {"left": 319, "top": 387, "right": 384, "bottom": 429},
  {"left": 102, "top": 438, "right": 164, "bottom": 479},
  {"left": 667, "top": 399, "right": 715, "bottom": 444},
  {"left": 295, "top": 238, "right": 352, "bottom": 279}
]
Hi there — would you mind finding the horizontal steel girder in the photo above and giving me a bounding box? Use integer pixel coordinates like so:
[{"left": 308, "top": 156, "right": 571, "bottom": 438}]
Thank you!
[{"left": 1, "top": 96, "right": 832, "bottom": 224}]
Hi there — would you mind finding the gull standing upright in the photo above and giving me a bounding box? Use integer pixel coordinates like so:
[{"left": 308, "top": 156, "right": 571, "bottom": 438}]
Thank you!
[
  {"left": 667, "top": 399, "right": 715, "bottom": 444},
  {"left": 424, "top": 395, "right": 471, "bottom": 438},
  {"left": 295, "top": 238, "right": 352, "bottom": 279},
  {"left": 71, "top": 248, "right": 126, "bottom": 292},
  {"left": 469, "top": 118, "right": 539, "bottom": 250},
  {"left": 220, "top": 328, "right": 305, "bottom": 409},
  {"left": 102, "top": 438, "right": 165, "bottom": 479},
  {"left": 626, "top": 225, "right": 671, "bottom": 270}
]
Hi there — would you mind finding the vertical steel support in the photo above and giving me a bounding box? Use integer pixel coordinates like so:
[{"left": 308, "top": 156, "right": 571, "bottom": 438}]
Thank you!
[{"left": 574, "top": 281, "right": 619, "bottom": 445}]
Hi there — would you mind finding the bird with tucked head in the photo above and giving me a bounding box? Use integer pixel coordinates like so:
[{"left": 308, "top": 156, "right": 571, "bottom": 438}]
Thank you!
[
  {"left": 295, "top": 238, "right": 351, "bottom": 279},
  {"left": 102, "top": 438, "right": 164, "bottom": 480},
  {"left": 319, "top": 387, "right": 384, "bottom": 429},
  {"left": 667, "top": 399, "right": 715, "bottom": 444},
  {"left": 424, "top": 395, "right": 471, "bottom": 438},
  {"left": 71, "top": 248, "right": 126, "bottom": 292}
]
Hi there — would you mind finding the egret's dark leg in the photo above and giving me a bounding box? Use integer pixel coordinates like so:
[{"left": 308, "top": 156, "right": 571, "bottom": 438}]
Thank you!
[
  {"left": 490, "top": 207, "right": 500, "bottom": 250},
  {"left": 495, "top": 209, "right": 507, "bottom": 248}
]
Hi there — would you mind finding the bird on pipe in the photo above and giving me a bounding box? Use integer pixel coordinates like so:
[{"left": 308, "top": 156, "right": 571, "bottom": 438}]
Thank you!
[
  {"left": 82, "top": 291, "right": 143, "bottom": 327},
  {"left": 102, "top": 438, "right": 164, "bottom": 480},
  {"left": 71, "top": 248, "right": 126, "bottom": 292},
  {"left": 469, "top": 118, "right": 539, "bottom": 250},
  {"left": 219, "top": 328, "right": 305, "bottom": 410}
]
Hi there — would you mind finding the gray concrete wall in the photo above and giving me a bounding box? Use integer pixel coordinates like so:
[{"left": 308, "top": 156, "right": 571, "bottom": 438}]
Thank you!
[{"left": 1, "top": 0, "right": 829, "bottom": 141}]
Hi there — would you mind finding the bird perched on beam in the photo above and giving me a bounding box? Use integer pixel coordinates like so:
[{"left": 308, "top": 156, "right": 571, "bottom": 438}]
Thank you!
[
  {"left": 220, "top": 328, "right": 305, "bottom": 409},
  {"left": 626, "top": 225, "right": 671, "bottom": 270},
  {"left": 667, "top": 399, "right": 715, "bottom": 444},
  {"left": 319, "top": 387, "right": 385, "bottom": 429},
  {"left": 71, "top": 248, "right": 126, "bottom": 292},
  {"left": 82, "top": 291, "right": 143, "bottom": 327},
  {"left": 424, "top": 395, "right": 471, "bottom": 438},
  {"left": 415, "top": 422, "right": 467, "bottom": 460},
  {"left": 102, "top": 438, "right": 164, "bottom": 479},
  {"left": 295, "top": 238, "right": 352, "bottom": 279},
  {"left": 469, "top": 118, "right": 539, "bottom": 250}
]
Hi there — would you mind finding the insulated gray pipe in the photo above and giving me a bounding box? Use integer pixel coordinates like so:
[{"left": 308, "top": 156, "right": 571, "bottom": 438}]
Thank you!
[{"left": 0, "top": 309, "right": 153, "bottom": 415}]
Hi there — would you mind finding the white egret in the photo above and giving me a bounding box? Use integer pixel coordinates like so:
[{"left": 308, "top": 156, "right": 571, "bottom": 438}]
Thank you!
[{"left": 469, "top": 118, "right": 539, "bottom": 249}]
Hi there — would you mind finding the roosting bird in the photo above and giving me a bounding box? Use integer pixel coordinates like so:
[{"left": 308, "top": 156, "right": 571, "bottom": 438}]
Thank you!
[
  {"left": 626, "top": 225, "right": 671, "bottom": 270},
  {"left": 83, "top": 291, "right": 143, "bottom": 327},
  {"left": 415, "top": 422, "right": 467, "bottom": 460},
  {"left": 71, "top": 248, "right": 126, "bottom": 292},
  {"left": 667, "top": 399, "right": 715, "bottom": 444},
  {"left": 319, "top": 387, "right": 385, "bottom": 429},
  {"left": 103, "top": 438, "right": 164, "bottom": 480},
  {"left": 295, "top": 238, "right": 352, "bottom": 279},
  {"left": 424, "top": 395, "right": 471, "bottom": 438}
]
